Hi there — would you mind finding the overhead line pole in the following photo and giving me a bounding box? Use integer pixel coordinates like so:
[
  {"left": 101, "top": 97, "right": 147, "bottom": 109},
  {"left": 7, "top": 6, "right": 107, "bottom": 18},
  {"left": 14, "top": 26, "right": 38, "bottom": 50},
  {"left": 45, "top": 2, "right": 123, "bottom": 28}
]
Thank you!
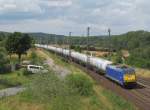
[
  {"left": 54, "top": 34, "right": 57, "bottom": 55},
  {"left": 87, "top": 27, "right": 90, "bottom": 68},
  {"left": 69, "top": 32, "right": 72, "bottom": 61},
  {"left": 108, "top": 28, "right": 111, "bottom": 53},
  {"left": 62, "top": 36, "right": 64, "bottom": 56}
]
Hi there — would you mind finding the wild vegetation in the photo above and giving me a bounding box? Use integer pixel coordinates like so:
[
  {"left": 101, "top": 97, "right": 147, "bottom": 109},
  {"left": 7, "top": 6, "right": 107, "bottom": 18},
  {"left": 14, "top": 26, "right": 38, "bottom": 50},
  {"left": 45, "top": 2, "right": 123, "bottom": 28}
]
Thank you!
[
  {"left": 0, "top": 49, "right": 137, "bottom": 110},
  {"left": 66, "top": 74, "right": 94, "bottom": 96},
  {"left": 0, "top": 38, "right": 137, "bottom": 110},
  {"left": 0, "top": 32, "right": 34, "bottom": 89}
]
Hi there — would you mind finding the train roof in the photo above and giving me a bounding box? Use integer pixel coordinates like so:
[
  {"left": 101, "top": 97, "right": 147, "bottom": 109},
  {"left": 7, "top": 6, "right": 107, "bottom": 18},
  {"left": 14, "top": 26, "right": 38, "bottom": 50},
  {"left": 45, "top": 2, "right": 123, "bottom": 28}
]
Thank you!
[{"left": 108, "top": 65, "right": 135, "bottom": 73}]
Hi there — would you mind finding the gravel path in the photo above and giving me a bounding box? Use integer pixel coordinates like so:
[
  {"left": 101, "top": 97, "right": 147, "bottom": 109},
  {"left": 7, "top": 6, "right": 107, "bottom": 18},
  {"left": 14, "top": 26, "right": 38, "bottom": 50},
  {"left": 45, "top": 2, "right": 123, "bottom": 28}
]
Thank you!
[
  {"left": 0, "top": 86, "right": 25, "bottom": 98},
  {"left": 45, "top": 55, "right": 71, "bottom": 78},
  {"left": 46, "top": 58, "right": 71, "bottom": 78}
]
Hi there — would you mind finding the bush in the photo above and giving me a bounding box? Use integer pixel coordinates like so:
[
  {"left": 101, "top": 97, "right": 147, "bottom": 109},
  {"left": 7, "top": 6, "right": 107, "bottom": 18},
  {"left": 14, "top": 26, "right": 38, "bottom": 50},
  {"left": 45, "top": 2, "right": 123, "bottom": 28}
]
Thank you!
[
  {"left": 66, "top": 74, "right": 93, "bottom": 96},
  {"left": 22, "top": 68, "right": 33, "bottom": 76},
  {"left": 0, "top": 65, "right": 11, "bottom": 74},
  {"left": 30, "top": 51, "right": 42, "bottom": 65},
  {"left": 126, "top": 56, "right": 150, "bottom": 68}
]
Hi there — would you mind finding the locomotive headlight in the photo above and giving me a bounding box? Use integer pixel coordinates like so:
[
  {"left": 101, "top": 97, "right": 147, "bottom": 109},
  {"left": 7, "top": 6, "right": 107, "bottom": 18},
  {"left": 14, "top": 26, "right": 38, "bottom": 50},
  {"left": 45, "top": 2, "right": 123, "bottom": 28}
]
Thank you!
[{"left": 124, "top": 74, "right": 136, "bottom": 82}]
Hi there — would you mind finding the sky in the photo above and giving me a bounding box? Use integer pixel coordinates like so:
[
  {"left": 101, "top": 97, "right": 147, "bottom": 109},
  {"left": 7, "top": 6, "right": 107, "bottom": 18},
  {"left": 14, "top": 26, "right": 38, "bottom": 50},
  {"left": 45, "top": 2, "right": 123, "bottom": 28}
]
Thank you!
[{"left": 0, "top": 0, "right": 150, "bottom": 36}]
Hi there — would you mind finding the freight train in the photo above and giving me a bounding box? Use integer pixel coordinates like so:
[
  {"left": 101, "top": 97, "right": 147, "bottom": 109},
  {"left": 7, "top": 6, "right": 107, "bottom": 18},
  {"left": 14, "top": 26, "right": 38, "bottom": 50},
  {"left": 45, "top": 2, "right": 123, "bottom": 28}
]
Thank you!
[{"left": 36, "top": 44, "right": 137, "bottom": 87}]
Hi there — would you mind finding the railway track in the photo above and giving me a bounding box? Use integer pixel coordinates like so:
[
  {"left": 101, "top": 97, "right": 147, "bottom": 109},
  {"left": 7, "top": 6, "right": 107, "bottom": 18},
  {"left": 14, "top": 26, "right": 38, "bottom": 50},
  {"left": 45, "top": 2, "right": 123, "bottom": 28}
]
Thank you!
[
  {"left": 137, "top": 78, "right": 150, "bottom": 89},
  {"left": 70, "top": 61, "right": 150, "bottom": 110}
]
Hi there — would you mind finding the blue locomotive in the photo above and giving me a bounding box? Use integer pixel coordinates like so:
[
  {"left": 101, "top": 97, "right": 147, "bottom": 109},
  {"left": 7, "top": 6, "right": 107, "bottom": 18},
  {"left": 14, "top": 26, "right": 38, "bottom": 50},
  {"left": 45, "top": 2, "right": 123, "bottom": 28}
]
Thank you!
[{"left": 105, "top": 65, "right": 136, "bottom": 86}]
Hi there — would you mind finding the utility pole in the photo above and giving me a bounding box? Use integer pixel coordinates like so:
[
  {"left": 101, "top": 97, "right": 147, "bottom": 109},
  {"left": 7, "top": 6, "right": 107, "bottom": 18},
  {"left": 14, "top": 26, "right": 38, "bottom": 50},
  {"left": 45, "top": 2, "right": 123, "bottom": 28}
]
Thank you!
[{"left": 87, "top": 27, "right": 90, "bottom": 68}]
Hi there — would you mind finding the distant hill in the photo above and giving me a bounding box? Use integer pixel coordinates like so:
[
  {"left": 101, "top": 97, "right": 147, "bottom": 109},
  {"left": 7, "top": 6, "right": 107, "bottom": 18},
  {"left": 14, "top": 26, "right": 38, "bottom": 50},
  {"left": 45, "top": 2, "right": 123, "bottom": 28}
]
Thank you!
[
  {"left": 0, "top": 31, "right": 65, "bottom": 44},
  {"left": 28, "top": 32, "right": 65, "bottom": 38},
  {"left": 27, "top": 32, "right": 65, "bottom": 44}
]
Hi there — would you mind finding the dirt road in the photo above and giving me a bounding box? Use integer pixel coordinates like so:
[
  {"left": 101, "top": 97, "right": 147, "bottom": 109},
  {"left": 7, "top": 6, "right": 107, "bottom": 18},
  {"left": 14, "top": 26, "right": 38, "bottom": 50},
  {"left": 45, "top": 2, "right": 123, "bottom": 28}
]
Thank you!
[{"left": 0, "top": 86, "right": 25, "bottom": 98}]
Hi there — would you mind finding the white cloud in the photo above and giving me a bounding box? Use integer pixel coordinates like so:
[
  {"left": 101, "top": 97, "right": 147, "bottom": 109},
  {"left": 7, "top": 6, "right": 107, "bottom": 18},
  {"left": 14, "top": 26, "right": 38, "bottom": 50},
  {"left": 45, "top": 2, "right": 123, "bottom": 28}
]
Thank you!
[
  {"left": 3, "top": 4, "right": 16, "bottom": 9},
  {"left": 0, "top": 0, "right": 150, "bottom": 35},
  {"left": 41, "top": 0, "right": 72, "bottom": 7},
  {"left": 0, "top": 0, "right": 42, "bottom": 13},
  {"left": 0, "top": 0, "right": 72, "bottom": 14}
]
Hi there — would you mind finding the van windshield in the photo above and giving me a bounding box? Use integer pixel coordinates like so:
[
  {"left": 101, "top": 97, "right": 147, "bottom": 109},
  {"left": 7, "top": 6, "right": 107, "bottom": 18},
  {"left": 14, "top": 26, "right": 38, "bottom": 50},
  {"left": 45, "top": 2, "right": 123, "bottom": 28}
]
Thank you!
[{"left": 30, "top": 66, "right": 40, "bottom": 69}]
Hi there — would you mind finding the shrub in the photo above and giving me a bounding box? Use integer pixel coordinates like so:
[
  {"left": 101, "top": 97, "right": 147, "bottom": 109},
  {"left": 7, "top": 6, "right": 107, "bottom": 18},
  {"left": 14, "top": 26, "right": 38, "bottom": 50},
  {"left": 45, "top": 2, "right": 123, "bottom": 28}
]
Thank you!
[
  {"left": 22, "top": 68, "right": 33, "bottom": 76},
  {"left": 113, "top": 52, "right": 123, "bottom": 64},
  {"left": 65, "top": 74, "right": 93, "bottom": 96},
  {"left": 30, "top": 51, "right": 42, "bottom": 65},
  {"left": 0, "top": 65, "right": 11, "bottom": 74}
]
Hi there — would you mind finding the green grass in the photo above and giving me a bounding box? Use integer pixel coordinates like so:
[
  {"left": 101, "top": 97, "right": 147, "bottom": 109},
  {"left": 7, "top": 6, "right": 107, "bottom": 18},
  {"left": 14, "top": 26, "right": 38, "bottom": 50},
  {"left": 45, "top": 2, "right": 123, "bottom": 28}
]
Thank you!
[
  {"left": 102, "top": 89, "right": 135, "bottom": 110},
  {"left": 0, "top": 69, "right": 33, "bottom": 90},
  {"left": 0, "top": 72, "right": 82, "bottom": 110}
]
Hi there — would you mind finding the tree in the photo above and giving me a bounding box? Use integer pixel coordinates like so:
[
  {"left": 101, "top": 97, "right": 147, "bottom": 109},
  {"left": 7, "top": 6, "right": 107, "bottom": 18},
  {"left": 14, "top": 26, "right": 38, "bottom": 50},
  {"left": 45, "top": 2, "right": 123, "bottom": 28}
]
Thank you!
[
  {"left": 16, "top": 34, "right": 32, "bottom": 60},
  {"left": 5, "top": 32, "right": 32, "bottom": 61},
  {"left": 0, "top": 48, "right": 8, "bottom": 65},
  {"left": 0, "top": 47, "right": 9, "bottom": 73},
  {"left": 5, "top": 32, "right": 21, "bottom": 58}
]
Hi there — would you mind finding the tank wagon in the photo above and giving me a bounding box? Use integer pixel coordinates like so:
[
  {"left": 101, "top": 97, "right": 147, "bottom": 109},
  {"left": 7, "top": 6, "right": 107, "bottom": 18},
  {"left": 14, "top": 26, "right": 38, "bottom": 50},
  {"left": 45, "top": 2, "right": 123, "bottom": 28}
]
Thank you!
[{"left": 36, "top": 44, "right": 136, "bottom": 87}]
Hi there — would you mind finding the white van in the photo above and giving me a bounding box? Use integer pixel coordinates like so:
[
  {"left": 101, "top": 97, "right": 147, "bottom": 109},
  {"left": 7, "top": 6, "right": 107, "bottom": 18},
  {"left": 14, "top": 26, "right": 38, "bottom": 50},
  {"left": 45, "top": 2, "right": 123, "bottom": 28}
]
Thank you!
[{"left": 27, "top": 65, "right": 48, "bottom": 74}]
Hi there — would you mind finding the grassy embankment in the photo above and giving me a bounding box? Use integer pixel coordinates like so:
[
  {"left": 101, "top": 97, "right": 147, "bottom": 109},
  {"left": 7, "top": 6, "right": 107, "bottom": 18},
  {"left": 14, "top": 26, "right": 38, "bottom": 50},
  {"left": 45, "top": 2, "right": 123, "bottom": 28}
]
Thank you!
[{"left": 0, "top": 48, "right": 137, "bottom": 110}]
